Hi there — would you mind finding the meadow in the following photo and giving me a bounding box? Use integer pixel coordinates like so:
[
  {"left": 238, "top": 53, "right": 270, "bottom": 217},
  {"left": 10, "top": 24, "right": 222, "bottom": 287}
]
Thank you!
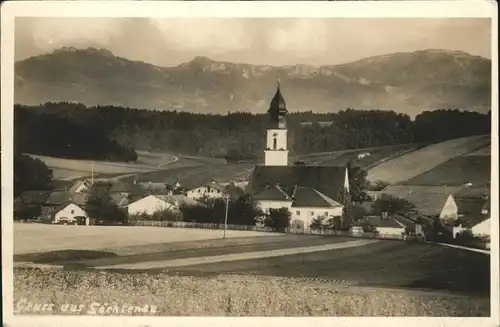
[
  {"left": 13, "top": 223, "right": 281, "bottom": 255},
  {"left": 29, "top": 151, "right": 179, "bottom": 180},
  {"left": 14, "top": 267, "right": 489, "bottom": 316},
  {"left": 402, "top": 155, "right": 491, "bottom": 187},
  {"left": 297, "top": 143, "right": 422, "bottom": 169},
  {"left": 366, "top": 135, "right": 490, "bottom": 185}
]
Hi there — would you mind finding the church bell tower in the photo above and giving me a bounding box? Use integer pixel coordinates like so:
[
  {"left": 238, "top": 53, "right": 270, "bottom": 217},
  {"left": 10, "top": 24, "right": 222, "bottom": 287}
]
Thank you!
[{"left": 264, "top": 78, "right": 288, "bottom": 166}]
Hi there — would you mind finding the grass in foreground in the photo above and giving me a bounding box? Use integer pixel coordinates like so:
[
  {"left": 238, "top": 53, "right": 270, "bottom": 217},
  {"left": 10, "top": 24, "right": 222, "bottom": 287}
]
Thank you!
[{"left": 14, "top": 267, "right": 489, "bottom": 316}]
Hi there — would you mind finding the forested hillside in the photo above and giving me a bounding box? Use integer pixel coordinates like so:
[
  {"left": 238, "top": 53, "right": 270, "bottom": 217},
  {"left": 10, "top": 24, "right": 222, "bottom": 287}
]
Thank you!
[{"left": 14, "top": 102, "right": 491, "bottom": 161}]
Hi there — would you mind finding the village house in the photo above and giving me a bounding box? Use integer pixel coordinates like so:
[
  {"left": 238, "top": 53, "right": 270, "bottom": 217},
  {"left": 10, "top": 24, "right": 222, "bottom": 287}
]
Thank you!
[
  {"left": 186, "top": 182, "right": 227, "bottom": 200},
  {"left": 54, "top": 203, "right": 88, "bottom": 224},
  {"left": 127, "top": 195, "right": 176, "bottom": 216},
  {"left": 381, "top": 185, "right": 463, "bottom": 221},
  {"left": 452, "top": 193, "right": 490, "bottom": 238},
  {"left": 364, "top": 216, "right": 407, "bottom": 236},
  {"left": 253, "top": 184, "right": 344, "bottom": 229},
  {"left": 126, "top": 194, "right": 200, "bottom": 216},
  {"left": 247, "top": 80, "right": 350, "bottom": 229}
]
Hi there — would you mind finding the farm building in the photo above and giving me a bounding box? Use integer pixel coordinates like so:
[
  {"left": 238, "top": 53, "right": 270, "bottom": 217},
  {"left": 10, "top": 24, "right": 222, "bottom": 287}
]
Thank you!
[
  {"left": 364, "top": 216, "right": 406, "bottom": 236},
  {"left": 54, "top": 203, "right": 88, "bottom": 224},
  {"left": 186, "top": 183, "right": 227, "bottom": 200},
  {"left": 127, "top": 195, "right": 176, "bottom": 216},
  {"left": 247, "top": 80, "right": 350, "bottom": 229},
  {"left": 381, "top": 185, "right": 463, "bottom": 220},
  {"left": 253, "top": 184, "right": 344, "bottom": 228},
  {"left": 471, "top": 218, "right": 491, "bottom": 237}
]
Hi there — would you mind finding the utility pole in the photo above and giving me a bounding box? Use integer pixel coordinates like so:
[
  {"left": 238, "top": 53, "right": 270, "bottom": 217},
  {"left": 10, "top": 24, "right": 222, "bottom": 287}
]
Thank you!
[
  {"left": 91, "top": 162, "right": 94, "bottom": 186},
  {"left": 223, "top": 195, "right": 229, "bottom": 239}
]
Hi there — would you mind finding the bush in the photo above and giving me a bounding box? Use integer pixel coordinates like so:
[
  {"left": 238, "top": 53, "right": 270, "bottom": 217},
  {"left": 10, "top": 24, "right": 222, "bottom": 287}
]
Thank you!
[
  {"left": 129, "top": 209, "right": 181, "bottom": 222},
  {"left": 310, "top": 216, "right": 326, "bottom": 230},
  {"left": 372, "top": 194, "right": 415, "bottom": 216},
  {"left": 85, "top": 187, "right": 128, "bottom": 224},
  {"left": 264, "top": 207, "right": 291, "bottom": 232},
  {"left": 180, "top": 195, "right": 261, "bottom": 226}
]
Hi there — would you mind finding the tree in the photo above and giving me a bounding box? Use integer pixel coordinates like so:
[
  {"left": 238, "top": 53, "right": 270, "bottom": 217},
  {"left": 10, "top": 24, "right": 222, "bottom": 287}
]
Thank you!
[
  {"left": 310, "top": 216, "right": 326, "bottom": 230},
  {"left": 265, "top": 207, "right": 291, "bottom": 232},
  {"left": 339, "top": 188, "right": 354, "bottom": 230},
  {"left": 227, "top": 194, "right": 261, "bottom": 225},
  {"left": 14, "top": 154, "right": 53, "bottom": 197},
  {"left": 372, "top": 194, "right": 415, "bottom": 216},
  {"left": 85, "top": 187, "right": 127, "bottom": 224},
  {"left": 347, "top": 163, "right": 369, "bottom": 203}
]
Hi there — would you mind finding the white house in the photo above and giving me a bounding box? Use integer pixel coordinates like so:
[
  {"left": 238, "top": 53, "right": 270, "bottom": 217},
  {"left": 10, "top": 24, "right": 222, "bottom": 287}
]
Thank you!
[
  {"left": 254, "top": 184, "right": 344, "bottom": 229},
  {"left": 54, "top": 203, "right": 88, "bottom": 224},
  {"left": 471, "top": 218, "right": 491, "bottom": 237},
  {"left": 186, "top": 183, "right": 227, "bottom": 200},
  {"left": 127, "top": 195, "right": 177, "bottom": 216},
  {"left": 365, "top": 216, "right": 406, "bottom": 236}
]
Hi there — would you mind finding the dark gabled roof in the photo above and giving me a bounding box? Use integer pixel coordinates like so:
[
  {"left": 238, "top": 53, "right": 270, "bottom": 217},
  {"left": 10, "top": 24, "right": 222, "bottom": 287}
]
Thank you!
[
  {"left": 381, "top": 185, "right": 461, "bottom": 216},
  {"left": 109, "top": 181, "right": 134, "bottom": 193},
  {"left": 248, "top": 165, "right": 347, "bottom": 203},
  {"left": 52, "top": 180, "right": 74, "bottom": 191},
  {"left": 45, "top": 191, "right": 72, "bottom": 205},
  {"left": 365, "top": 216, "right": 406, "bottom": 229},
  {"left": 458, "top": 214, "right": 490, "bottom": 229},
  {"left": 455, "top": 197, "right": 486, "bottom": 216},
  {"left": 253, "top": 185, "right": 291, "bottom": 201},
  {"left": 292, "top": 186, "right": 342, "bottom": 208}
]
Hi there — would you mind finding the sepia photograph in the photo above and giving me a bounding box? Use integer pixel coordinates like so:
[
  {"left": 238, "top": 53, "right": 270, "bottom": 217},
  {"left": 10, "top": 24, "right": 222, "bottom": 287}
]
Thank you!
[{"left": 1, "top": 1, "right": 498, "bottom": 326}]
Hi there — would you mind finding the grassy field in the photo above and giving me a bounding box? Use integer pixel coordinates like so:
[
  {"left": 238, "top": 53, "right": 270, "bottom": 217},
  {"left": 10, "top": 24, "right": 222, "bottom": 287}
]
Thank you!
[
  {"left": 297, "top": 143, "right": 422, "bottom": 169},
  {"left": 30, "top": 151, "right": 179, "bottom": 180},
  {"left": 402, "top": 155, "right": 491, "bottom": 187},
  {"left": 164, "top": 240, "right": 490, "bottom": 296},
  {"left": 366, "top": 135, "right": 491, "bottom": 185},
  {"left": 14, "top": 267, "right": 489, "bottom": 316},
  {"left": 13, "top": 223, "right": 281, "bottom": 255},
  {"left": 128, "top": 162, "right": 255, "bottom": 186}
]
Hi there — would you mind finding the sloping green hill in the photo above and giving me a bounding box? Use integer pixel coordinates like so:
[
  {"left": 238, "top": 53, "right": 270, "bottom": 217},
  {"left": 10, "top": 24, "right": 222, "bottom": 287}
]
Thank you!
[{"left": 367, "top": 135, "right": 490, "bottom": 185}]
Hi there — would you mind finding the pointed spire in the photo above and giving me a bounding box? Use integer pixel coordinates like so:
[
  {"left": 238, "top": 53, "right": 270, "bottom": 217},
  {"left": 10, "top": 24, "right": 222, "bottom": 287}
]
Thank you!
[{"left": 268, "top": 78, "right": 288, "bottom": 126}]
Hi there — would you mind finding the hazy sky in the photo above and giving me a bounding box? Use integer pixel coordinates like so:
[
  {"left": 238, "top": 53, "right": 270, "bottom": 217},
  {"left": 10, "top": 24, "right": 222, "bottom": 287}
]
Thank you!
[{"left": 15, "top": 17, "right": 491, "bottom": 66}]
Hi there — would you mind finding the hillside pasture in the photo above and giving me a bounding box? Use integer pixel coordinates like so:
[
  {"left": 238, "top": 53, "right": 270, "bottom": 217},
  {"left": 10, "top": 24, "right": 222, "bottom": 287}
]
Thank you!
[
  {"left": 14, "top": 223, "right": 280, "bottom": 255},
  {"left": 132, "top": 163, "right": 255, "bottom": 187},
  {"left": 30, "top": 151, "right": 179, "bottom": 181},
  {"left": 402, "top": 155, "right": 491, "bottom": 187},
  {"left": 299, "top": 143, "right": 421, "bottom": 169},
  {"left": 366, "top": 135, "right": 490, "bottom": 185}
]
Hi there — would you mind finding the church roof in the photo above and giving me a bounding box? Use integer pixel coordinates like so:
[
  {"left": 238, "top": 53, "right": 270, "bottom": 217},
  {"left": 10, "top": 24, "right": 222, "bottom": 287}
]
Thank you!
[
  {"left": 248, "top": 165, "right": 347, "bottom": 203},
  {"left": 292, "top": 186, "right": 342, "bottom": 208},
  {"left": 253, "top": 184, "right": 292, "bottom": 201}
]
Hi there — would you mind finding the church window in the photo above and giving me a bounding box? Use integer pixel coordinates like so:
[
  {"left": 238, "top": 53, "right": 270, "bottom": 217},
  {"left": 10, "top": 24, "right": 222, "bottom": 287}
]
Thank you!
[
  {"left": 324, "top": 211, "right": 328, "bottom": 216},
  {"left": 296, "top": 210, "right": 300, "bottom": 216},
  {"left": 273, "top": 137, "right": 277, "bottom": 150},
  {"left": 310, "top": 211, "right": 314, "bottom": 216},
  {"left": 71, "top": 210, "right": 74, "bottom": 214}
]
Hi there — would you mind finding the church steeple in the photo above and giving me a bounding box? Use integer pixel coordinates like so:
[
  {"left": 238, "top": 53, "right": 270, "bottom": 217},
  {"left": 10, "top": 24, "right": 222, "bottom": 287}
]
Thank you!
[
  {"left": 268, "top": 77, "right": 288, "bottom": 129},
  {"left": 264, "top": 78, "right": 289, "bottom": 166}
]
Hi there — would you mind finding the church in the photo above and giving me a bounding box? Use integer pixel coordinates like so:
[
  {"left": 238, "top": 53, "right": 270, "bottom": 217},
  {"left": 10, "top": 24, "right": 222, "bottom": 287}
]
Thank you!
[{"left": 247, "top": 79, "right": 350, "bottom": 229}]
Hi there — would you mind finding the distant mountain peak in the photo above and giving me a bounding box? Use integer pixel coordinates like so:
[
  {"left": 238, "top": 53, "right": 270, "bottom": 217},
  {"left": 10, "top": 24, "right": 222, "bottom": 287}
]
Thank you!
[
  {"left": 189, "top": 56, "right": 215, "bottom": 65},
  {"left": 15, "top": 47, "right": 491, "bottom": 117},
  {"left": 54, "top": 46, "right": 115, "bottom": 57}
]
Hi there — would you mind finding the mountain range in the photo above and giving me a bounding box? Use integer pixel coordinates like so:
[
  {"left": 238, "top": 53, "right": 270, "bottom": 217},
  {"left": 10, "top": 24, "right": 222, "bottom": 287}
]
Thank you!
[{"left": 14, "top": 47, "right": 491, "bottom": 117}]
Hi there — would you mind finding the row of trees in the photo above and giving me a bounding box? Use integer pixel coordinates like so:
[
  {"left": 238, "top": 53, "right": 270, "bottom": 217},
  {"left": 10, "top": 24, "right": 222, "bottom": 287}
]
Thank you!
[
  {"left": 14, "top": 153, "right": 53, "bottom": 197},
  {"left": 15, "top": 102, "right": 491, "bottom": 161}
]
